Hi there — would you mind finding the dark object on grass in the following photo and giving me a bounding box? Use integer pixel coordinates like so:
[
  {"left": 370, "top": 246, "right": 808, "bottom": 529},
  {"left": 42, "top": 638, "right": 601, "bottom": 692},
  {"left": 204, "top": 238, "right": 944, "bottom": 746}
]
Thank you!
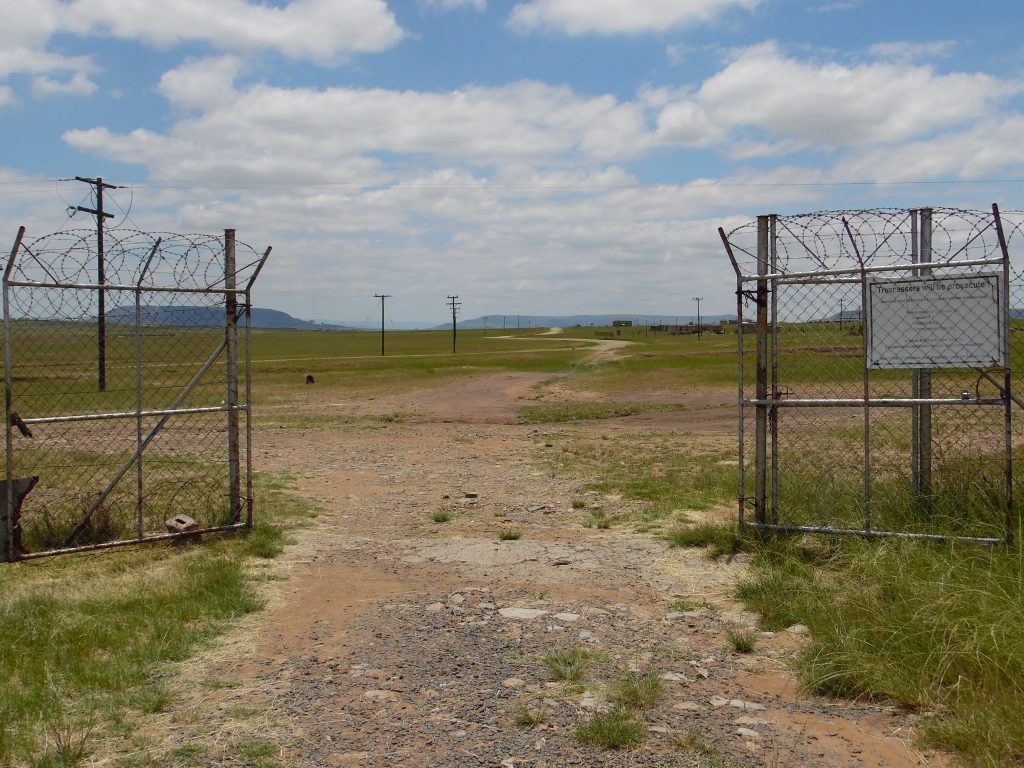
[
  {"left": 305, "top": 374, "right": 315, "bottom": 384},
  {"left": 10, "top": 411, "right": 32, "bottom": 438},
  {"left": 1, "top": 475, "right": 39, "bottom": 561}
]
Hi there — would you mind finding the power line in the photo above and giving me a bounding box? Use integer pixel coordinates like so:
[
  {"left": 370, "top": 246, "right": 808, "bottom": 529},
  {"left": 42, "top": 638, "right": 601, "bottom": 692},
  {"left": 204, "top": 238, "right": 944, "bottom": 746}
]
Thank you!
[
  {"left": 447, "top": 295, "right": 461, "bottom": 354},
  {"left": 72, "top": 175, "right": 120, "bottom": 392},
  {"left": 374, "top": 293, "right": 391, "bottom": 356},
  {"left": 3, "top": 176, "right": 1024, "bottom": 193}
]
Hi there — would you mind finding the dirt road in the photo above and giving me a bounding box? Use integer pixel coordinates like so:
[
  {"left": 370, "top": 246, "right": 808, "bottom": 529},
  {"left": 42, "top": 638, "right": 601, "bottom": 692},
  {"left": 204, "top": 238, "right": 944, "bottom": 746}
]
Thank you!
[{"left": 171, "top": 368, "right": 945, "bottom": 768}]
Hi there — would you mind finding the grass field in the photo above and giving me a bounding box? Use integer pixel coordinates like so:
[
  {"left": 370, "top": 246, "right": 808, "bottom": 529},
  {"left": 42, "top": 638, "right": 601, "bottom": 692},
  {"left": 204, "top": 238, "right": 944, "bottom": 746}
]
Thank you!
[
  {"left": 0, "top": 473, "right": 317, "bottom": 767},
  {"left": 3, "top": 321, "right": 1023, "bottom": 766}
]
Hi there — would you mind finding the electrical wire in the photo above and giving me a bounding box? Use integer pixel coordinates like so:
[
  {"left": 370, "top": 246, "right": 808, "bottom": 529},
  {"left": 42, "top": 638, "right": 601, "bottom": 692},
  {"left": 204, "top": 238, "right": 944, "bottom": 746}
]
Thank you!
[{"left": 1, "top": 176, "right": 1023, "bottom": 193}]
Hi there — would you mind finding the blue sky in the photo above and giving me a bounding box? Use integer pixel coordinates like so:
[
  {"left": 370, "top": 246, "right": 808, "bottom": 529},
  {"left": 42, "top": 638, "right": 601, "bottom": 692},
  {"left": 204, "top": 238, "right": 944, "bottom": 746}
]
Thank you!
[{"left": 2, "top": 0, "right": 1023, "bottom": 325}]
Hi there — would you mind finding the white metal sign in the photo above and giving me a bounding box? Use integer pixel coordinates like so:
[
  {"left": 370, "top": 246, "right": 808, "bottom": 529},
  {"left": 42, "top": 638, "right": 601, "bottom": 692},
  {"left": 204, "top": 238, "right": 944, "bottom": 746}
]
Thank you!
[{"left": 866, "top": 273, "right": 1004, "bottom": 369}]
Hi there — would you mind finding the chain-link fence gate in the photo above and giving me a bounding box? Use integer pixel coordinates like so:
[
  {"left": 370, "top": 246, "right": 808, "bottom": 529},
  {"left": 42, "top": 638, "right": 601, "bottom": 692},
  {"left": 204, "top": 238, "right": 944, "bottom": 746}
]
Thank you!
[
  {"left": 1, "top": 227, "right": 270, "bottom": 561},
  {"left": 719, "top": 206, "right": 1023, "bottom": 545}
]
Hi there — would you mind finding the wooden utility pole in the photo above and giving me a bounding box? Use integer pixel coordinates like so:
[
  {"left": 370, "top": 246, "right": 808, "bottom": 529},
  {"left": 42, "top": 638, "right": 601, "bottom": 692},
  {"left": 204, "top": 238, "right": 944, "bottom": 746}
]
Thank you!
[
  {"left": 75, "top": 176, "right": 119, "bottom": 391},
  {"left": 447, "top": 295, "right": 460, "bottom": 353},
  {"left": 693, "top": 296, "right": 703, "bottom": 340},
  {"left": 374, "top": 294, "right": 390, "bottom": 355}
]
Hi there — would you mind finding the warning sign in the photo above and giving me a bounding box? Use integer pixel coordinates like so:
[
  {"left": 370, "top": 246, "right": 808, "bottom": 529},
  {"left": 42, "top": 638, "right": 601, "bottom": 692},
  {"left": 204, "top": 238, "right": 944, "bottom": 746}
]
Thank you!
[{"left": 866, "top": 273, "right": 1004, "bottom": 369}]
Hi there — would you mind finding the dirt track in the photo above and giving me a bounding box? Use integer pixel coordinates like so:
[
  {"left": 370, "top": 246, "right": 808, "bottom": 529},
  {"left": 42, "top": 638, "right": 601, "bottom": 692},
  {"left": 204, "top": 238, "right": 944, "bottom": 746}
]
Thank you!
[{"left": 169, "top": 365, "right": 946, "bottom": 767}]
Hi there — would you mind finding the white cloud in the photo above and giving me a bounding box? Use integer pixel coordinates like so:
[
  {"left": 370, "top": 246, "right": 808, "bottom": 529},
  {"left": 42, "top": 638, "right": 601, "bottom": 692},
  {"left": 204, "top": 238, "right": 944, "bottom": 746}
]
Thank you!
[
  {"left": 157, "top": 56, "right": 243, "bottom": 110},
  {"left": 47, "top": 41, "right": 1024, "bottom": 323},
  {"left": 66, "top": 69, "right": 653, "bottom": 179},
  {"left": 0, "top": 0, "right": 98, "bottom": 96},
  {"left": 0, "top": 85, "right": 13, "bottom": 106},
  {"left": 508, "top": 0, "right": 760, "bottom": 35},
  {"left": 0, "top": 0, "right": 405, "bottom": 99},
  {"left": 421, "top": 0, "right": 486, "bottom": 10},
  {"left": 61, "top": 0, "right": 405, "bottom": 62},
  {"left": 32, "top": 71, "right": 98, "bottom": 98},
  {"left": 656, "top": 42, "right": 1019, "bottom": 151},
  {"left": 835, "top": 116, "right": 1024, "bottom": 182}
]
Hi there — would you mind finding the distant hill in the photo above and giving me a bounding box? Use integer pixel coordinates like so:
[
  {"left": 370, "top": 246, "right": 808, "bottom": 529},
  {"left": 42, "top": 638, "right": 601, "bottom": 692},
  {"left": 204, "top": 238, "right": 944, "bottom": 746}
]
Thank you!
[
  {"left": 432, "top": 313, "right": 736, "bottom": 330},
  {"left": 106, "top": 305, "right": 345, "bottom": 330}
]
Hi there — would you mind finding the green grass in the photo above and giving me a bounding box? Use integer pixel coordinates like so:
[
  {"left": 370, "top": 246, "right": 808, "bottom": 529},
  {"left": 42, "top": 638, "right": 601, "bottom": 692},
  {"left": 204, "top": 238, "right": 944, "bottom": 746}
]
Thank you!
[
  {"left": 666, "top": 599, "right": 713, "bottom": 613},
  {"left": 498, "top": 528, "right": 522, "bottom": 541},
  {"left": 537, "top": 398, "right": 1021, "bottom": 766},
  {"left": 0, "top": 472, "right": 317, "bottom": 766},
  {"left": 546, "top": 436, "right": 737, "bottom": 530},
  {"left": 513, "top": 702, "right": 547, "bottom": 727},
  {"left": 432, "top": 508, "right": 454, "bottom": 523},
  {"left": 574, "top": 708, "right": 645, "bottom": 749},
  {"left": 668, "top": 522, "right": 746, "bottom": 558},
  {"left": 726, "top": 627, "right": 757, "bottom": 654},
  {"left": 543, "top": 647, "right": 590, "bottom": 681},
  {"left": 736, "top": 537, "right": 1024, "bottom": 767},
  {"left": 610, "top": 670, "right": 663, "bottom": 710},
  {"left": 674, "top": 729, "right": 720, "bottom": 756},
  {"left": 518, "top": 402, "right": 683, "bottom": 423},
  {"left": 0, "top": 547, "right": 262, "bottom": 763}
]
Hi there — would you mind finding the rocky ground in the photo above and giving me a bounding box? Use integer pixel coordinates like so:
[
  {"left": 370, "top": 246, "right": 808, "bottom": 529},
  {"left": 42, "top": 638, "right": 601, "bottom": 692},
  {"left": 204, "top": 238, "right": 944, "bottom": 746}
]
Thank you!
[{"left": 154, "top": 369, "right": 946, "bottom": 768}]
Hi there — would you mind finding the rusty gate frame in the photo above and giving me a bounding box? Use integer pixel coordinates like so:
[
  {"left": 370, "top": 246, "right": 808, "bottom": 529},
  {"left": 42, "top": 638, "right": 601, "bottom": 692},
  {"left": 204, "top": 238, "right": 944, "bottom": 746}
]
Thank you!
[
  {"left": 1, "top": 227, "right": 271, "bottom": 561},
  {"left": 720, "top": 205, "right": 1018, "bottom": 546}
]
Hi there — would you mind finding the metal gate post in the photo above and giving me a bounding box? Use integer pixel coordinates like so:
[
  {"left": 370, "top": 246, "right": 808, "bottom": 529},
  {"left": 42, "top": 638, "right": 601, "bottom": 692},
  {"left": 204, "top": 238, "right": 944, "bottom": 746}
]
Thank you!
[
  {"left": 918, "top": 209, "right": 933, "bottom": 509},
  {"left": 225, "top": 229, "right": 241, "bottom": 523},
  {"left": 911, "top": 211, "right": 920, "bottom": 495},
  {"left": 2, "top": 229, "right": 24, "bottom": 561},
  {"left": 993, "top": 203, "right": 1015, "bottom": 546},
  {"left": 718, "top": 227, "right": 747, "bottom": 530},
  {"left": 755, "top": 216, "right": 770, "bottom": 524},
  {"left": 769, "top": 215, "right": 780, "bottom": 524}
]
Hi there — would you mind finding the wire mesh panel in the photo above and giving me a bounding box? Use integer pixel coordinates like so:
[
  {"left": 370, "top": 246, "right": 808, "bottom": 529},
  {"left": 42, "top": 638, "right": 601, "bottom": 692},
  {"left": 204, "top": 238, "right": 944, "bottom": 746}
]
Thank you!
[
  {"left": 1, "top": 227, "right": 270, "bottom": 560},
  {"left": 720, "top": 207, "right": 1021, "bottom": 544}
]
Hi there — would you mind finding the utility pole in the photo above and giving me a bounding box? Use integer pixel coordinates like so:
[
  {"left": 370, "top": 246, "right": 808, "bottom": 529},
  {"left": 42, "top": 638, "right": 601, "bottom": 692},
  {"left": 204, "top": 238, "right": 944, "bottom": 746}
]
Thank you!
[
  {"left": 838, "top": 297, "right": 844, "bottom": 330},
  {"left": 74, "top": 176, "right": 119, "bottom": 391},
  {"left": 447, "top": 295, "right": 460, "bottom": 353},
  {"left": 374, "top": 293, "right": 390, "bottom": 355},
  {"left": 693, "top": 296, "right": 703, "bottom": 340}
]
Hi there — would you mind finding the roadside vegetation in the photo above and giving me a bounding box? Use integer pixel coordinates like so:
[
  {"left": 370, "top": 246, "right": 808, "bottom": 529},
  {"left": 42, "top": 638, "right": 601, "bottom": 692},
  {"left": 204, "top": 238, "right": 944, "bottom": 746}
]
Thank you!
[
  {"left": 0, "top": 473, "right": 317, "bottom": 767},
  {"left": 737, "top": 535, "right": 1024, "bottom": 767},
  {"left": 529, "top": 325, "right": 1024, "bottom": 766},
  {"left": 8, "top": 322, "right": 1022, "bottom": 766}
]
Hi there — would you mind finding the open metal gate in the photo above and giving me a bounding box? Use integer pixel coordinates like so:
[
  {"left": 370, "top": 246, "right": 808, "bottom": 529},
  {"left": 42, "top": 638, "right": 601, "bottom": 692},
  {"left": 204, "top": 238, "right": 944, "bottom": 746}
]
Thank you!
[
  {"left": 720, "top": 206, "right": 1022, "bottom": 545},
  {"left": 1, "top": 227, "right": 270, "bottom": 560}
]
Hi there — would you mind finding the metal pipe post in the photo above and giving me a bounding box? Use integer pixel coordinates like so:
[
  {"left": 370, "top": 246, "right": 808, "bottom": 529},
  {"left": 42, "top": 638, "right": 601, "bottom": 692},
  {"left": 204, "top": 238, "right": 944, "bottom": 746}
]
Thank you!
[
  {"left": 2, "top": 227, "right": 25, "bottom": 561},
  {"left": 911, "top": 210, "right": 920, "bottom": 498},
  {"left": 225, "top": 229, "right": 241, "bottom": 523},
  {"left": 769, "top": 215, "right": 779, "bottom": 523},
  {"left": 754, "top": 216, "right": 770, "bottom": 524},
  {"left": 134, "top": 239, "right": 161, "bottom": 540},
  {"left": 919, "top": 209, "right": 933, "bottom": 511},
  {"left": 993, "top": 203, "right": 1015, "bottom": 546},
  {"left": 719, "top": 227, "right": 747, "bottom": 529}
]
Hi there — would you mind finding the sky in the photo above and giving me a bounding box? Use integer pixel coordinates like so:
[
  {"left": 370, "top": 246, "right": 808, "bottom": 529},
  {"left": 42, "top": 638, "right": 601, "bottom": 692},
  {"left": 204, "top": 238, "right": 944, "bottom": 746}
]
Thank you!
[{"left": 2, "top": 0, "right": 1023, "bottom": 326}]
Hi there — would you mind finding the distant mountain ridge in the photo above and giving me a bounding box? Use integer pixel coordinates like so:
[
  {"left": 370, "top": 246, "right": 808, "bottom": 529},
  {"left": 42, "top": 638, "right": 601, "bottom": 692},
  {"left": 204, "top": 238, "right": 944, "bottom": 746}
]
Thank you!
[
  {"left": 106, "top": 305, "right": 343, "bottom": 329},
  {"left": 432, "top": 313, "right": 736, "bottom": 330}
]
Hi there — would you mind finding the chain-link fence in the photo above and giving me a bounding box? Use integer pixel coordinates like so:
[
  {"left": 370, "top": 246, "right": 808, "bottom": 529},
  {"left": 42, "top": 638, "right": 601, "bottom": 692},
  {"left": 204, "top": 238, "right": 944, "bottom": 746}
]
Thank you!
[
  {"left": 720, "top": 206, "right": 1023, "bottom": 545},
  {"left": 1, "top": 227, "right": 270, "bottom": 560}
]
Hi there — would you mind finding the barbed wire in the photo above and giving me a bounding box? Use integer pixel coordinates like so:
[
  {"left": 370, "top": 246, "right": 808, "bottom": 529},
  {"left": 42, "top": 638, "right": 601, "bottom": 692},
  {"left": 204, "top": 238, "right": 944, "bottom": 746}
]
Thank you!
[
  {"left": 14, "top": 228, "right": 264, "bottom": 290},
  {"left": 725, "top": 207, "right": 1024, "bottom": 278}
]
